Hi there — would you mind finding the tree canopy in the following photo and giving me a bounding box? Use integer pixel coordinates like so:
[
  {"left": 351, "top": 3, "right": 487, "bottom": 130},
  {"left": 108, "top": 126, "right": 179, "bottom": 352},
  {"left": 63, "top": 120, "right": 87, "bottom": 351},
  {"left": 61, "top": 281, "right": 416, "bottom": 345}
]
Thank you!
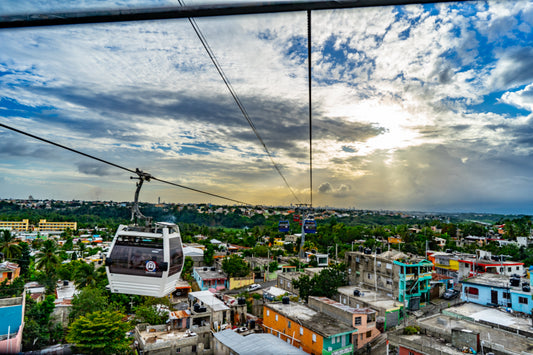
[
  {"left": 222, "top": 254, "right": 250, "bottom": 278},
  {"left": 67, "top": 310, "right": 131, "bottom": 354}
]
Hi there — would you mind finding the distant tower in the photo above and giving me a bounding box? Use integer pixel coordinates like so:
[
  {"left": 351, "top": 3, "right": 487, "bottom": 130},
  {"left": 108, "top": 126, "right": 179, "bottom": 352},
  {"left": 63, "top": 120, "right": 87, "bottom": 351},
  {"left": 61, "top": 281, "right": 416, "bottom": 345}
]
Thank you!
[
  {"left": 158, "top": 197, "right": 161, "bottom": 204},
  {"left": 28, "top": 195, "right": 34, "bottom": 200}
]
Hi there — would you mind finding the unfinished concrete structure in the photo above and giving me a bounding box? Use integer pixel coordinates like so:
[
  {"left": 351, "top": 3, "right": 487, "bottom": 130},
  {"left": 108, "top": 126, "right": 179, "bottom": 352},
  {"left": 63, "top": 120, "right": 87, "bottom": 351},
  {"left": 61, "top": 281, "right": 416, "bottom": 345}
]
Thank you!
[{"left": 345, "top": 249, "right": 433, "bottom": 311}]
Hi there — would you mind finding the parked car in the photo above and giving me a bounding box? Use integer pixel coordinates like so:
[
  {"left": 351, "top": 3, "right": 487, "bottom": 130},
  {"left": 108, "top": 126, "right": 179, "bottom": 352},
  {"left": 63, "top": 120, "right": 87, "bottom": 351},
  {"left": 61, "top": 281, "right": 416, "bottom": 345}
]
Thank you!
[
  {"left": 247, "top": 283, "right": 261, "bottom": 292},
  {"left": 443, "top": 289, "right": 459, "bottom": 300}
]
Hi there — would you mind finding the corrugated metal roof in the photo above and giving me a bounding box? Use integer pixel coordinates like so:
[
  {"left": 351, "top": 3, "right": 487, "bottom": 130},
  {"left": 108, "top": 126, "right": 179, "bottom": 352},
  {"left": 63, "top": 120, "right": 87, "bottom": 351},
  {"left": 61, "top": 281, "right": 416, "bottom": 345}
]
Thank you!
[{"left": 213, "top": 329, "right": 306, "bottom": 355}]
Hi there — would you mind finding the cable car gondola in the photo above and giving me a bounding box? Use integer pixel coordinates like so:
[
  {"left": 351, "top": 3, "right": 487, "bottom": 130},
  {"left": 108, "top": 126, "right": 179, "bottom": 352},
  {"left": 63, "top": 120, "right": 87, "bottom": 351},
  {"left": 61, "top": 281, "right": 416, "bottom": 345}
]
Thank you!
[
  {"left": 105, "top": 169, "right": 184, "bottom": 297},
  {"left": 278, "top": 220, "right": 290, "bottom": 233},
  {"left": 303, "top": 219, "right": 317, "bottom": 234}
]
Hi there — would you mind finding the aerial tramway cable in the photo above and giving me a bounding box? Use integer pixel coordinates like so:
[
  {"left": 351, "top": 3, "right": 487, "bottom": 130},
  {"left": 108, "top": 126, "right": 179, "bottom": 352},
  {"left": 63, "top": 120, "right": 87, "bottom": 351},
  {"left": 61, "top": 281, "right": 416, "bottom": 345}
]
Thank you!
[
  {"left": 0, "top": 122, "right": 252, "bottom": 206},
  {"left": 178, "top": 0, "right": 302, "bottom": 204}
]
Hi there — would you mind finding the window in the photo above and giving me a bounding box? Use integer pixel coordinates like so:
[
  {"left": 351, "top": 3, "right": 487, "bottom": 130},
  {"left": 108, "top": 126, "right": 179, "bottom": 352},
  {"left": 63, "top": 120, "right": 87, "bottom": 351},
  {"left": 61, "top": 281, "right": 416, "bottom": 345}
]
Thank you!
[
  {"left": 267, "top": 310, "right": 270, "bottom": 316},
  {"left": 176, "top": 348, "right": 180, "bottom": 353},
  {"left": 503, "top": 292, "right": 510, "bottom": 299},
  {"left": 366, "top": 330, "right": 372, "bottom": 338},
  {"left": 519, "top": 297, "right": 528, "bottom": 305},
  {"left": 354, "top": 317, "right": 362, "bottom": 325},
  {"left": 386, "top": 263, "right": 392, "bottom": 270},
  {"left": 280, "top": 280, "right": 284, "bottom": 285},
  {"left": 288, "top": 321, "right": 291, "bottom": 328},
  {"left": 312, "top": 334, "right": 316, "bottom": 343},
  {"left": 367, "top": 274, "right": 372, "bottom": 280},
  {"left": 466, "top": 287, "right": 479, "bottom": 298},
  {"left": 332, "top": 337, "right": 335, "bottom": 344},
  {"left": 275, "top": 315, "right": 278, "bottom": 321},
  {"left": 300, "top": 327, "right": 303, "bottom": 336},
  {"left": 377, "top": 261, "right": 382, "bottom": 267},
  {"left": 516, "top": 266, "right": 520, "bottom": 270},
  {"left": 288, "top": 282, "right": 291, "bottom": 288},
  {"left": 508, "top": 267, "right": 511, "bottom": 272}
]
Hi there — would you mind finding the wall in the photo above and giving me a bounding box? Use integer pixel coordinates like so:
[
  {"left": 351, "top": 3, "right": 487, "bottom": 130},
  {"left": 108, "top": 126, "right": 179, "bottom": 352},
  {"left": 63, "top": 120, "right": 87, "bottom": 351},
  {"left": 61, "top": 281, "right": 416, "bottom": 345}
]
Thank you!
[
  {"left": 509, "top": 291, "right": 533, "bottom": 314},
  {"left": 262, "top": 306, "right": 323, "bottom": 355},
  {"left": 228, "top": 275, "right": 254, "bottom": 290}
]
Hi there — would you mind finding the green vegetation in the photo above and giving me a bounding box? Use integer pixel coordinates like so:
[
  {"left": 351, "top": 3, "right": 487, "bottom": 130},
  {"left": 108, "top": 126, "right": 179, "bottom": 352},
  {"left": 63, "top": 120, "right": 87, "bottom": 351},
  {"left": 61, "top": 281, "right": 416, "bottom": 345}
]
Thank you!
[
  {"left": 293, "top": 264, "right": 348, "bottom": 302},
  {"left": 66, "top": 310, "right": 131, "bottom": 354},
  {"left": 222, "top": 254, "right": 250, "bottom": 277}
]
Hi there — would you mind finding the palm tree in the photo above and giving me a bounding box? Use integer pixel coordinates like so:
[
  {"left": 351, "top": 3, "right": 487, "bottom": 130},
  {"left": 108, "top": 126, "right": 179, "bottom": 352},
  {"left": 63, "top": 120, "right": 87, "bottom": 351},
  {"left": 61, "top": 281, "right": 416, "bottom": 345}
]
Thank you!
[
  {"left": 0, "top": 230, "right": 22, "bottom": 261},
  {"left": 36, "top": 239, "right": 61, "bottom": 275}
]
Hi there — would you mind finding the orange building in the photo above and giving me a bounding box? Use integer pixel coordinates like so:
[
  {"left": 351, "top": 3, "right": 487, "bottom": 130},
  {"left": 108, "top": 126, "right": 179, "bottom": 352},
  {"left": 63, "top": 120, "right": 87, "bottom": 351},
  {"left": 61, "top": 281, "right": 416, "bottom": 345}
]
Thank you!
[
  {"left": 0, "top": 262, "right": 20, "bottom": 284},
  {"left": 263, "top": 302, "right": 356, "bottom": 355}
]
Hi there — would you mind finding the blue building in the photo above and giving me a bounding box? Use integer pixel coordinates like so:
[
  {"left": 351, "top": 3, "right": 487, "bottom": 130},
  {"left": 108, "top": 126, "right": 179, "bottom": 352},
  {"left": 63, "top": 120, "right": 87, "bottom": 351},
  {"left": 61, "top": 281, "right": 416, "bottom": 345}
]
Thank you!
[
  {"left": 461, "top": 273, "right": 532, "bottom": 315},
  {"left": 192, "top": 266, "right": 228, "bottom": 291}
]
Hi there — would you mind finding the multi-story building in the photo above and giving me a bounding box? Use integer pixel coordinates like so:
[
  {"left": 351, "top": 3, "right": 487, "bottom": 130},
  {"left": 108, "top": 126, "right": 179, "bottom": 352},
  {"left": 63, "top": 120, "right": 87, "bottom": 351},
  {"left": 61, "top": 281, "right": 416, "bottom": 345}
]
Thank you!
[
  {"left": 36, "top": 219, "right": 77, "bottom": 232},
  {"left": 263, "top": 301, "right": 356, "bottom": 355},
  {"left": 345, "top": 249, "right": 433, "bottom": 311},
  {"left": 0, "top": 220, "right": 29, "bottom": 232},
  {"left": 308, "top": 296, "right": 381, "bottom": 351},
  {"left": 0, "top": 294, "right": 25, "bottom": 353}
]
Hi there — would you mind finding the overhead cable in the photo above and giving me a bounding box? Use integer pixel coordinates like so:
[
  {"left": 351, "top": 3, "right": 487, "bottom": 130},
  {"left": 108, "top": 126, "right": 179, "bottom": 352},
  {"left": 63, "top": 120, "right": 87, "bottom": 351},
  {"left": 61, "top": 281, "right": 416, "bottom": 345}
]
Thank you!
[
  {"left": 0, "top": 122, "right": 251, "bottom": 206},
  {"left": 178, "top": 0, "right": 302, "bottom": 204}
]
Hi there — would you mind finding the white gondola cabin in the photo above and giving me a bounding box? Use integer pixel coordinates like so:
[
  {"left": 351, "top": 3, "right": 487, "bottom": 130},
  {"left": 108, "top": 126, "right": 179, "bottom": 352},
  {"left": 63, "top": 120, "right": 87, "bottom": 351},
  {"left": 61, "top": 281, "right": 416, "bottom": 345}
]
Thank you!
[{"left": 105, "top": 222, "right": 184, "bottom": 297}]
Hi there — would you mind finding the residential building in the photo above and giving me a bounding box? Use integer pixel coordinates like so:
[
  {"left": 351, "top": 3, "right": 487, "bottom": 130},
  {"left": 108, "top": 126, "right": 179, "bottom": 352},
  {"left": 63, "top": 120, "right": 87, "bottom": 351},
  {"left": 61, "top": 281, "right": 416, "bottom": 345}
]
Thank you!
[
  {"left": 263, "top": 301, "right": 356, "bottom": 355},
  {"left": 335, "top": 286, "right": 404, "bottom": 331},
  {"left": 0, "top": 294, "right": 25, "bottom": 354},
  {"left": 36, "top": 219, "right": 77, "bottom": 232},
  {"left": 461, "top": 273, "right": 533, "bottom": 314},
  {"left": 345, "top": 249, "right": 433, "bottom": 310},
  {"left": 308, "top": 296, "right": 381, "bottom": 351},
  {"left": 305, "top": 251, "right": 328, "bottom": 267},
  {"left": 193, "top": 267, "right": 228, "bottom": 292},
  {"left": 213, "top": 328, "right": 306, "bottom": 355},
  {"left": 0, "top": 262, "right": 20, "bottom": 285},
  {"left": 0, "top": 220, "right": 29, "bottom": 232},
  {"left": 277, "top": 272, "right": 304, "bottom": 296}
]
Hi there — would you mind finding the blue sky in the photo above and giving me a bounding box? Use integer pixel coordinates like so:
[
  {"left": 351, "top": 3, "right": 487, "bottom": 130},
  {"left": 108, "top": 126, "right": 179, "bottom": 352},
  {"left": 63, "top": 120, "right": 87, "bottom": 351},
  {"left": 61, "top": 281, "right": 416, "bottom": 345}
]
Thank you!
[{"left": 2, "top": 1, "right": 533, "bottom": 214}]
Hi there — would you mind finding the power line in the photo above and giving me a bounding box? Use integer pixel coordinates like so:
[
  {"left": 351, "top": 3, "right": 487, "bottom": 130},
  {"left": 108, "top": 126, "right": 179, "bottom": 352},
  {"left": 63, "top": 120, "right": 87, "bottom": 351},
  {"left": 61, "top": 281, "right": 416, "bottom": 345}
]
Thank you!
[
  {"left": 178, "top": 0, "right": 302, "bottom": 204},
  {"left": 0, "top": 122, "right": 252, "bottom": 206}
]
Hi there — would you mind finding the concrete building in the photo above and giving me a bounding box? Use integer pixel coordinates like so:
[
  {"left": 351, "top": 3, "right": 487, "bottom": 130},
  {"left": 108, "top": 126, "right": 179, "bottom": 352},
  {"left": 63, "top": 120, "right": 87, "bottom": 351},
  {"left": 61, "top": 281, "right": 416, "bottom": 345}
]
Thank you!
[
  {"left": 263, "top": 301, "right": 356, "bottom": 355},
  {"left": 388, "top": 302, "right": 533, "bottom": 355},
  {"left": 345, "top": 249, "right": 433, "bottom": 311},
  {"left": 277, "top": 272, "right": 303, "bottom": 296},
  {"left": 36, "top": 219, "right": 77, "bottom": 232},
  {"left": 0, "top": 262, "right": 20, "bottom": 285},
  {"left": 308, "top": 296, "right": 381, "bottom": 351},
  {"left": 335, "top": 285, "right": 404, "bottom": 331},
  {"left": 0, "top": 220, "right": 29, "bottom": 232},
  {"left": 213, "top": 329, "right": 307, "bottom": 355},
  {"left": 305, "top": 251, "right": 328, "bottom": 267},
  {"left": 461, "top": 273, "right": 533, "bottom": 314},
  {"left": 193, "top": 267, "right": 228, "bottom": 292},
  {"left": 0, "top": 295, "right": 24, "bottom": 354}
]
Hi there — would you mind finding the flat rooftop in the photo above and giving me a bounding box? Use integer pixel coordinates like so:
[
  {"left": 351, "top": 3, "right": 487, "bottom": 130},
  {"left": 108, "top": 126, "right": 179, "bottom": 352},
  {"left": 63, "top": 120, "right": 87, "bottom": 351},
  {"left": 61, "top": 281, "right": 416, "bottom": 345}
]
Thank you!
[
  {"left": 266, "top": 302, "right": 355, "bottom": 338},
  {"left": 137, "top": 327, "right": 198, "bottom": 345},
  {"left": 310, "top": 296, "right": 376, "bottom": 314},
  {"left": 419, "top": 309, "right": 533, "bottom": 354},
  {"left": 337, "top": 286, "right": 402, "bottom": 311},
  {"left": 189, "top": 291, "right": 229, "bottom": 312},
  {"left": 462, "top": 273, "right": 533, "bottom": 294},
  {"left": 443, "top": 303, "right": 532, "bottom": 333},
  {"left": 194, "top": 267, "right": 227, "bottom": 280}
]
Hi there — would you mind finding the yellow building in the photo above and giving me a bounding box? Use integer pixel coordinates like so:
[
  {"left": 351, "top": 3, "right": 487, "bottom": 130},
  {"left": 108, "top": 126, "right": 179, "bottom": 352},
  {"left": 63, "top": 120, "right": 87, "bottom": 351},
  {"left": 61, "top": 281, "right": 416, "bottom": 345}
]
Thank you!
[
  {"left": 0, "top": 219, "right": 30, "bottom": 231},
  {"left": 36, "top": 219, "right": 77, "bottom": 232}
]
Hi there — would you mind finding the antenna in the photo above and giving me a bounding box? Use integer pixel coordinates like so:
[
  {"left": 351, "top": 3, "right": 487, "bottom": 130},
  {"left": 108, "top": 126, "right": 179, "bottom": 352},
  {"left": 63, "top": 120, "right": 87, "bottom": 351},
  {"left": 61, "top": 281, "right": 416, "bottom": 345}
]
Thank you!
[{"left": 130, "top": 168, "right": 153, "bottom": 228}]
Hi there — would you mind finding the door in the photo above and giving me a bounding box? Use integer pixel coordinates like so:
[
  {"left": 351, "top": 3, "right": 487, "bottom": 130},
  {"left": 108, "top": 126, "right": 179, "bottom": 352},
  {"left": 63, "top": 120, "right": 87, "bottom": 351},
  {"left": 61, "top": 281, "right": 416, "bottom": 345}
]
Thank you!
[{"left": 491, "top": 290, "right": 498, "bottom": 305}]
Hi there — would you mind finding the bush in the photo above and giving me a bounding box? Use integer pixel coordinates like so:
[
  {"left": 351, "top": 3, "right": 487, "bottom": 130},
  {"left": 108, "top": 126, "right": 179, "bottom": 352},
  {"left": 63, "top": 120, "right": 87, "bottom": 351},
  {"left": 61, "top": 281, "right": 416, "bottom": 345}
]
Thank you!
[{"left": 403, "top": 325, "right": 420, "bottom": 335}]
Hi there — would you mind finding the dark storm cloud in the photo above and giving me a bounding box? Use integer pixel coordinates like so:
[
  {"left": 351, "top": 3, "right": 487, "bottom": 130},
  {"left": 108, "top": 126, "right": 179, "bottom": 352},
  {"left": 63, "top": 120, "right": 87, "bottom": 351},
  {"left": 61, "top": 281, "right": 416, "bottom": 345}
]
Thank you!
[
  {"left": 22, "top": 85, "right": 385, "bottom": 158},
  {"left": 318, "top": 182, "right": 351, "bottom": 198},
  {"left": 77, "top": 162, "right": 114, "bottom": 176},
  {"left": 0, "top": 134, "right": 56, "bottom": 158},
  {"left": 493, "top": 47, "right": 533, "bottom": 89}
]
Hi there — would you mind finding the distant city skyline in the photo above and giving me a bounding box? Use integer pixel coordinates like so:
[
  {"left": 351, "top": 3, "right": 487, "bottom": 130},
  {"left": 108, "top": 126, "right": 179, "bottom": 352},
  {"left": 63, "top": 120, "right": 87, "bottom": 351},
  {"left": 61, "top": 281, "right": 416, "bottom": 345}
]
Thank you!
[{"left": 2, "top": 1, "right": 533, "bottom": 214}]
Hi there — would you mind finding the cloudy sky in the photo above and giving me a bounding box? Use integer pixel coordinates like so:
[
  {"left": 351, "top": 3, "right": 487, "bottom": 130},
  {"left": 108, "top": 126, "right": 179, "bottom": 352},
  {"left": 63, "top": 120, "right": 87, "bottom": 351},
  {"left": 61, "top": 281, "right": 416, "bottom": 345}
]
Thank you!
[{"left": 1, "top": 0, "right": 533, "bottom": 214}]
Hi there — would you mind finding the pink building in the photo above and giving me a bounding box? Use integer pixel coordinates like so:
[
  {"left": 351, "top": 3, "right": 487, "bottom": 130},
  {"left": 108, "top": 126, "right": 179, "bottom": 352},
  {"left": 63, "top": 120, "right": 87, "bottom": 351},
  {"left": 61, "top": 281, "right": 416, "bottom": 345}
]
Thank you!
[{"left": 308, "top": 296, "right": 381, "bottom": 351}]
